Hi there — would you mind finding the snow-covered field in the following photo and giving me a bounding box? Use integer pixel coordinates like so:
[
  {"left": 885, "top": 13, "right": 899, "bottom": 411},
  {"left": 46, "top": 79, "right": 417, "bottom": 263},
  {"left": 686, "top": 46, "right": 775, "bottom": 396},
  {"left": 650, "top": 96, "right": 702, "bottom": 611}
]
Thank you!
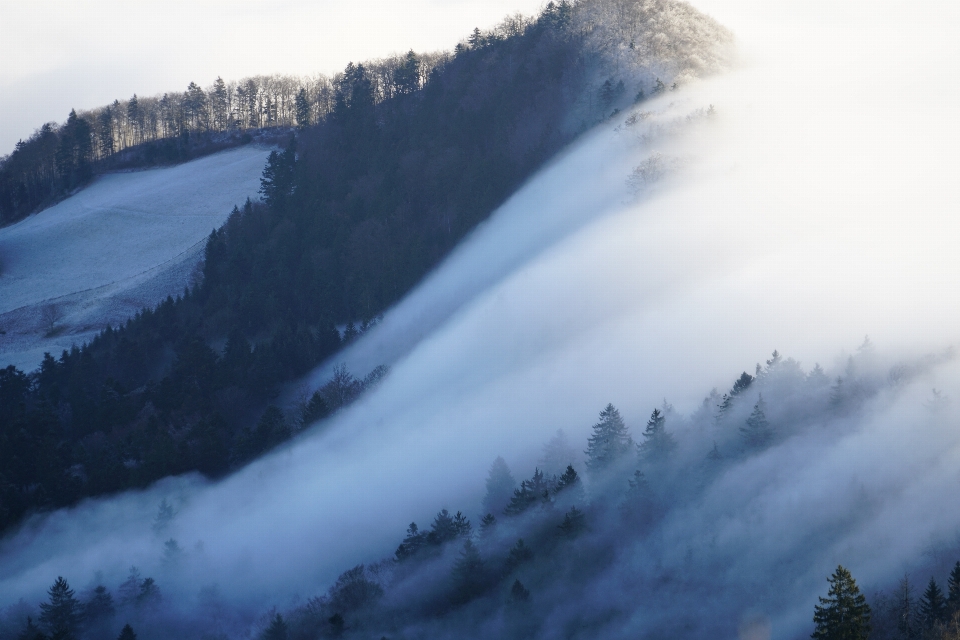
[{"left": 0, "top": 146, "right": 271, "bottom": 371}]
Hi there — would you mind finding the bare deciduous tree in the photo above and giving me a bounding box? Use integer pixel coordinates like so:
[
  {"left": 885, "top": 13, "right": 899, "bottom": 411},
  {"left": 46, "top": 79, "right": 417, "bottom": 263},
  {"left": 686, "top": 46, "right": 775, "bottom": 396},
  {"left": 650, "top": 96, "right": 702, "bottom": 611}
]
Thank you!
[{"left": 40, "top": 303, "right": 63, "bottom": 335}]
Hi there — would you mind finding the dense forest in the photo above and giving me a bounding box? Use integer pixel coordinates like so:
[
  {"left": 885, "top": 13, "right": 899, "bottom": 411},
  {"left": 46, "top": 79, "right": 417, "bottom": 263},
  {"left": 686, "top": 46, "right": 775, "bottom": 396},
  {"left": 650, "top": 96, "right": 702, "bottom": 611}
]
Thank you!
[
  {"left": 0, "top": 0, "right": 729, "bottom": 537},
  {"left": 2, "top": 346, "right": 956, "bottom": 639}
]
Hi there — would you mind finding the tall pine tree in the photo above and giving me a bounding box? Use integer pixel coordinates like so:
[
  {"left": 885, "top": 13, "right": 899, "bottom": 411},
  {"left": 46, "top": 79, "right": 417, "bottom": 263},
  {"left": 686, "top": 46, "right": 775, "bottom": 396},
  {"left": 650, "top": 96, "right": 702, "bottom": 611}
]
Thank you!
[
  {"left": 261, "top": 613, "right": 288, "bottom": 640},
  {"left": 294, "top": 88, "right": 310, "bottom": 130},
  {"left": 741, "top": 395, "right": 773, "bottom": 449},
  {"left": 451, "top": 539, "right": 485, "bottom": 603},
  {"left": 482, "top": 456, "right": 516, "bottom": 516},
  {"left": 38, "top": 577, "right": 82, "bottom": 639},
  {"left": 812, "top": 565, "right": 871, "bottom": 640},
  {"left": 948, "top": 562, "right": 960, "bottom": 615},
  {"left": 638, "top": 408, "right": 676, "bottom": 461},
  {"left": 584, "top": 404, "right": 633, "bottom": 470},
  {"left": 919, "top": 577, "right": 947, "bottom": 628}
]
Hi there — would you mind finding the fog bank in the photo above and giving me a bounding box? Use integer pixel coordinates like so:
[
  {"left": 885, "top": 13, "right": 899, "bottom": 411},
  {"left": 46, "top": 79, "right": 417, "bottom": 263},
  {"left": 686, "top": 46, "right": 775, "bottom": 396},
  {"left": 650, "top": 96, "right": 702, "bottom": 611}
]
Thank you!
[{"left": 2, "top": 0, "right": 959, "bottom": 637}]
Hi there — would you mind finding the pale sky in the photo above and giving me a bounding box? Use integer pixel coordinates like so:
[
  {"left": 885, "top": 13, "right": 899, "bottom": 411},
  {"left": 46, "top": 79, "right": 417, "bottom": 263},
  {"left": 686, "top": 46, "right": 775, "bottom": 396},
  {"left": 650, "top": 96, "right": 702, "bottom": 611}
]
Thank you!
[{"left": 0, "top": 0, "right": 547, "bottom": 154}]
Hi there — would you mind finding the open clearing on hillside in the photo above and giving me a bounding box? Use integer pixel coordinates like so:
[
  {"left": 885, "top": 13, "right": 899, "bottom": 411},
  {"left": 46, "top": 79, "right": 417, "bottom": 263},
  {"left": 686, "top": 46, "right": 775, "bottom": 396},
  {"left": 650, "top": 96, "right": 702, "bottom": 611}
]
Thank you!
[{"left": 0, "top": 145, "right": 272, "bottom": 371}]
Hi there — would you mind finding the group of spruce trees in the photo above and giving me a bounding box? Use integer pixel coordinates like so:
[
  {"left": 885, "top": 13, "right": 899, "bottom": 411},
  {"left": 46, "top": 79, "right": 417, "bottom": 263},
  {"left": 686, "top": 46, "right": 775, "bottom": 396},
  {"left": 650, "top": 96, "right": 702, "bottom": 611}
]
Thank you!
[
  {"left": 14, "top": 569, "right": 159, "bottom": 640},
  {"left": 3, "top": 398, "right": 665, "bottom": 639},
  {"left": 1, "top": 352, "right": 795, "bottom": 639},
  {"left": 8, "top": 345, "right": 955, "bottom": 639},
  {"left": 812, "top": 562, "right": 960, "bottom": 640},
  {"left": 0, "top": 349, "right": 387, "bottom": 535}
]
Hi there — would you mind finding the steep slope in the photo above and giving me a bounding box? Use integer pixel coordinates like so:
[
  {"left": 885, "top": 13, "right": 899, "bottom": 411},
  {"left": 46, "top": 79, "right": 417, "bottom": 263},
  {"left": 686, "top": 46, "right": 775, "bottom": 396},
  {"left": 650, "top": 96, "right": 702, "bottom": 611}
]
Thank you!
[
  {"left": 0, "top": 146, "right": 271, "bottom": 370},
  {"left": 1, "top": 0, "right": 958, "bottom": 627},
  {"left": 0, "top": 0, "right": 731, "bottom": 537},
  {"left": 1, "top": 0, "right": 958, "bottom": 636}
]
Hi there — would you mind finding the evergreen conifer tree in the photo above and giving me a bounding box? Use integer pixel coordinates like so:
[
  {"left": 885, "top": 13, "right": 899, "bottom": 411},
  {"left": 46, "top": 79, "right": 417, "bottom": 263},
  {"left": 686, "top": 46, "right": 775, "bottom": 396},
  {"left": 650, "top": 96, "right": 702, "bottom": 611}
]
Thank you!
[
  {"left": 152, "top": 499, "right": 175, "bottom": 533},
  {"left": 126, "top": 96, "right": 142, "bottom": 144},
  {"left": 808, "top": 363, "right": 830, "bottom": 387},
  {"left": 557, "top": 506, "right": 586, "bottom": 538},
  {"left": 83, "top": 585, "right": 115, "bottom": 622},
  {"left": 741, "top": 395, "right": 773, "bottom": 449},
  {"left": 116, "top": 624, "right": 136, "bottom": 640},
  {"left": 212, "top": 77, "right": 229, "bottom": 131},
  {"left": 765, "top": 349, "right": 782, "bottom": 372},
  {"left": 584, "top": 404, "right": 633, "bottom": 470},
  {"left": 479, "top": 513, "right": 496, "bottom": 534},
  {"left": 136, "top": 578, "right": 160, "bottom": 608},
  {"left": 300, "top": 390, "right": 330, "bottom": 426},
  {"left": 393, "top": 51, "right": 422, "bottom": 95},
  {"left": 628, "top": 469, "right": 648, "bottom": 492},
  {"left": 295, "top": 89, "right": 310, "bottom": 130},
  {"left": 258, "top": 138, "right": 297, "bottom": 209},
  {"left": 56, "top": 110, "right": 93, "bottom": 187},
  {"left": 622, "top": 469, "right": 657, "bottom": 528},
  {"left": 717, "top": 372, "right": 754, "bottom": 422},
  {"left": 161, "top": 539, "right": 182, "bottom": 566},
  {"left": 539, "top": 429, "right": 577, "bottom": 478},
  {"left": 510, "top": 579, "right": 530, "bottom": 603},
  {"left": 919, "top": 577, "right": 947, "bottom": 627},
  {"left": 505, "top": 538, "right": 534, "bottom": 571},
  {"left": 261, "top": 613, "right": 288, "bottom": 640},
  {"left": 38, "top": 577, "right": 82, "bottom": 639},
  {"left": 812, "top": 566, "right": 871, "bottom": 640},
  {"left": 639, "top": 408, "right": 676, "bottom": 460},
  {"left": 185, "top": 82, "right": 208, "bottom": 130},
  {"left": 394, "top": 522, "right": 426, "bottom": 561},
  {"left": 482, "top": 456, "right": 516, "bottom": 517},
  {"left": 96, "top": 107, "right": 114, "bottom": 156},
  {"left": 453, "top": 511, "right": 472, "bottom": 538},
  {"left": 116, "top": 568, "right": 141, "bottom": 607},
  {"left": 17, "top": 617, "right": 43, "bottom": 640},
  {"left": 451, "top": 539, "right": 485, "bottom": 603},
  {"left": 504, "top": 468, "right": 551, "bottom": 515},
  {"left": 328, "top": 613, "right": 344, "bottom": 638},
  {"left": 599, "top": 79, "right": 616, "bottom": 107},
  {"left": 468, "top": 27, "right": 485, "bottom": 48},
  {"left": 948, "top": 562, "right": 960, "bottom": 614},
  {"left": 554, "top": 465, "right": 581, "bottom": 494},
  {"left": 328, "top": 565, "right": 383, "bottom": 613},
  {"left": 428, "top": 509, "right": 458, "bottom": 545}
]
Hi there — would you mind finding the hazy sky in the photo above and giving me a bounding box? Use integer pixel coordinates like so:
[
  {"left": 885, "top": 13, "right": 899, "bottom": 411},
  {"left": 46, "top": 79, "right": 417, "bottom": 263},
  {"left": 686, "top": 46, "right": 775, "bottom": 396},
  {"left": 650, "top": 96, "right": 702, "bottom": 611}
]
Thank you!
[{"left": 0, "top": 0, "right": 547, "bottom": 154}]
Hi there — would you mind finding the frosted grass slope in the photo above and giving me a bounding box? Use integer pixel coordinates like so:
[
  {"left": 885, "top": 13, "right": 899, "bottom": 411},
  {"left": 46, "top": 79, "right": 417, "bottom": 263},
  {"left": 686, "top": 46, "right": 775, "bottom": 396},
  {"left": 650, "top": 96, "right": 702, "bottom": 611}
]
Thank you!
[{"left": 0, "top": 146, "right": 271, "bottom": 370}]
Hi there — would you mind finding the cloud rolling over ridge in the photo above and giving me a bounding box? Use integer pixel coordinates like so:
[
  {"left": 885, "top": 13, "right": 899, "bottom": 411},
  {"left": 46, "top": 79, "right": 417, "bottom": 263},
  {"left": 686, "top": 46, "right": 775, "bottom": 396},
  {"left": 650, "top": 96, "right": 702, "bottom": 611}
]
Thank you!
[{"left": 2, "top": 0, "right": 960, "bottom": 637}]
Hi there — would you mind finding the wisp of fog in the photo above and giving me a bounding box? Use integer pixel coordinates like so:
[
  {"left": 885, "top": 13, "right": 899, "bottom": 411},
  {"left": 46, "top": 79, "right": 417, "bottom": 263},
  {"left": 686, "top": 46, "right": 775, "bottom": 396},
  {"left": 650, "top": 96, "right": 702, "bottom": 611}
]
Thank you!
[{"left": 2, "top": 0, "right": 959, "bottom": 638}]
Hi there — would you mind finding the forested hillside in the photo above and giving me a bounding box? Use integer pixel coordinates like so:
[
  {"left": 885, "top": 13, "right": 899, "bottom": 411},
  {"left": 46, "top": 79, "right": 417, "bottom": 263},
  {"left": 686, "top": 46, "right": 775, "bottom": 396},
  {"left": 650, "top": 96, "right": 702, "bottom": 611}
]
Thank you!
[
  {"left": 5, "top": 0, "right": 960, "bottom": 636},
  {"left": 0, "top": 0, "right": 729, "bottom": 536},
  {"left": 4, "top": 347, "right": 957, "bottom": 640}
]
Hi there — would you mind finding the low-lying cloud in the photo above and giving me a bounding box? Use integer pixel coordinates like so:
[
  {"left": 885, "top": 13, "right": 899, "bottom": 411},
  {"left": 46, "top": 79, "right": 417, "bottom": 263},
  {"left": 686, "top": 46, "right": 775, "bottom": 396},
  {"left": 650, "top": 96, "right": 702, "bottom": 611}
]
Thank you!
[{"left": 2, "top": 0, "right": 959, "bottom": 637}]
